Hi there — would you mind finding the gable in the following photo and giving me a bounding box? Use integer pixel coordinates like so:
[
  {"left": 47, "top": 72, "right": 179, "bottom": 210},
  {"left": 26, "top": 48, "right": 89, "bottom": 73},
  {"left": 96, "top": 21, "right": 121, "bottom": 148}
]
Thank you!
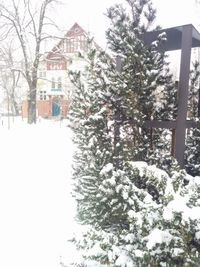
[
  {"left": 65, "top": 23, "right": 86, "bottom": 38},
  {"left": 47, "top": 22, "right": 101, "bottom": 57}
]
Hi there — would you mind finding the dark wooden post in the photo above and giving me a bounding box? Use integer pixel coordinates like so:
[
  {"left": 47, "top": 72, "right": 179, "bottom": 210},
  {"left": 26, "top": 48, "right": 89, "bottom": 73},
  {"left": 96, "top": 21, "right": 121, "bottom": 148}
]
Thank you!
[
  {"left": 198, "top": 87, "right": 200, "bottom": 117},
  {"left": 171, "top": 129, "right": 176, "bottom": 157},
  {"left": 175, "top": 25, "right": 192, "bottom": 168}
]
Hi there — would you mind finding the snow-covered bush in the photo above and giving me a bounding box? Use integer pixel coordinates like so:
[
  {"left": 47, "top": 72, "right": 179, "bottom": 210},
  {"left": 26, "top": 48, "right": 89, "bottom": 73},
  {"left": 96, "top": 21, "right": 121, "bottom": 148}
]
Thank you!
[{"left": 71, "top": 163, "right": 200, "bottom": 266}]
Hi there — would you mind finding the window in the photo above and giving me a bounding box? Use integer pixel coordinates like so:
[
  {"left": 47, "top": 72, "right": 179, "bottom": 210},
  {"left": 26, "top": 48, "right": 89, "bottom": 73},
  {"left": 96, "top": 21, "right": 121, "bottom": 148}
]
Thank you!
[
  {"left": 70, "top": 38, "right": 75, "bottom": 52},
  {"left": 74, "top": 27, "right": 79, "bottom": 33},
  {"left": 65, "top": 38, "right": 80, "bottom": 53},
  {"left": 52, "top": 77, "right": 55, "bottom": 89},
  {"left": 58, "top": 77, "right": 62, "bottom": 89},
  {"left": 39, "top": 71, "right": 46, "bottom": 78},
  {"left": 39, "top": 91, "right": 47, "bottom": 101}
]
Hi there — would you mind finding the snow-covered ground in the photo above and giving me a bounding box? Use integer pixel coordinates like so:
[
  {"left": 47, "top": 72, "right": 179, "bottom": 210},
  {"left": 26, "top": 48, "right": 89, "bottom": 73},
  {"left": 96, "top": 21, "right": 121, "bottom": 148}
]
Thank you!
[{"left": 0, "top": 117, "right": 78, "bottom": 267}]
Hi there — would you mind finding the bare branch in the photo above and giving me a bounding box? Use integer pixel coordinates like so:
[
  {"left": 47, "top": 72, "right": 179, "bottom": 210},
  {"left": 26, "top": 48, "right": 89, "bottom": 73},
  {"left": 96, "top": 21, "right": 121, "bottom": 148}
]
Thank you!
[{"left": 27, "top": 0, "right": 38, "bottom": 39}]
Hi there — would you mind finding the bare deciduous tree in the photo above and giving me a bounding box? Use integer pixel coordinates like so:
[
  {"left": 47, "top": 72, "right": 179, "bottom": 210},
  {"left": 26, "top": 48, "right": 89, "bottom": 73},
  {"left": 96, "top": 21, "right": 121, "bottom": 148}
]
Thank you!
[
  {"left": 0, "top": 0, "right": 60, "bottom": 123},
  {"left": 0, "top": 43, "right": 21, "bottom": 117}
]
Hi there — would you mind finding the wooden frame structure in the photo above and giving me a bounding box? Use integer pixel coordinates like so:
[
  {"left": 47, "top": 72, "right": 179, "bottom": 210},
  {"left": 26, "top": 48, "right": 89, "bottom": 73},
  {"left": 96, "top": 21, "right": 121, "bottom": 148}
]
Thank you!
[{"left": 143, "top": 24, "right": 200, "bottom": 168}]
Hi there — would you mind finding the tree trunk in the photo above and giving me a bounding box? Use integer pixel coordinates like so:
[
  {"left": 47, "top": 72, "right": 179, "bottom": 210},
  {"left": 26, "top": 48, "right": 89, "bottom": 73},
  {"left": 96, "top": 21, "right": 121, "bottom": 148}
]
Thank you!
[
  {"left": 10, "top": 93, "right": 19, "bottom": 116},
  {"left": 28, "top": 83, "right": 37, "bottom": 124},
  {"left": 13, "top": 99, "right": 20, "bottom": 116}
]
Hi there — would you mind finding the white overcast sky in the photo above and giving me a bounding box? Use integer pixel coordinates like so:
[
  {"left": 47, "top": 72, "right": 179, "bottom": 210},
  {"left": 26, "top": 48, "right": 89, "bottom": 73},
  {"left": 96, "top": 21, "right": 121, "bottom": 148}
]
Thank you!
[{"left": 53, "top": 0, "right": 200, "bottom": 49}]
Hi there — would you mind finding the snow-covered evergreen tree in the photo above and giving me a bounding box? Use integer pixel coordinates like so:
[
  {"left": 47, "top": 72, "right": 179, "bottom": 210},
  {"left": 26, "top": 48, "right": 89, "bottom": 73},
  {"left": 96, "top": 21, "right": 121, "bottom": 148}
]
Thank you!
[
  {"left": 67, "top": 0, "right": 200, "bottom": 266},
  {"left": 185, "top": 61, "right": 200, "bottom": 176},
  {"left": 68, "top": 49, "right": 115, "bottom": 225},
  {"left": 105, "top": 0, "right": 178, "bottom": 166}
]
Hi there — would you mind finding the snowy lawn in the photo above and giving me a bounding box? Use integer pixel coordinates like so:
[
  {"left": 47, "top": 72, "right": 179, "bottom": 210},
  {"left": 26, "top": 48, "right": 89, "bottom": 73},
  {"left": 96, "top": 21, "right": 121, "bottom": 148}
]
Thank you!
[{"left": 0, "top": 117, "right": 78, "bottom": 267}]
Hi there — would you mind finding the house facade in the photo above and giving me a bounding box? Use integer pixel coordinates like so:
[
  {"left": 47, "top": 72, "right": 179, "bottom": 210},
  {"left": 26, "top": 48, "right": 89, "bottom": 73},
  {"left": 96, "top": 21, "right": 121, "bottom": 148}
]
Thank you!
[{"left": 21, "top": 23, "right": 92, "bottom": 119}]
